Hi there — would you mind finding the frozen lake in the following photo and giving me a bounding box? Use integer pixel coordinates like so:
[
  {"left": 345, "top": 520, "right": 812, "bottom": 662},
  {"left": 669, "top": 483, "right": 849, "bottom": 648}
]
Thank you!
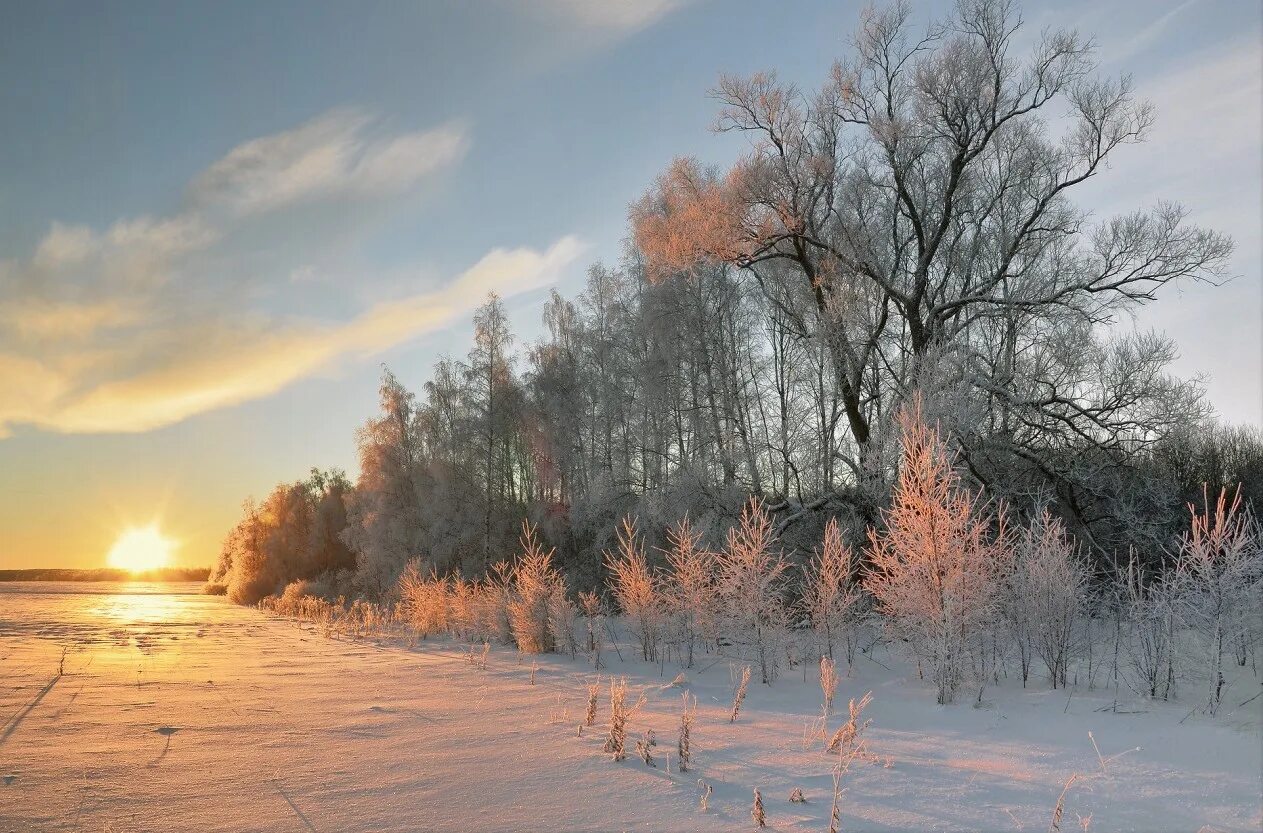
[{"left": 1, "top": 582, "right": 1259, "bottom": 832}]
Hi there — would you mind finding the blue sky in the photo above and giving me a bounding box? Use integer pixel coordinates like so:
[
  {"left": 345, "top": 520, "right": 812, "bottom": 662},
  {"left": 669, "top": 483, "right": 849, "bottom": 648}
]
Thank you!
[{"left": 0, "top": 0, "right": 1259, "bottom": 568}]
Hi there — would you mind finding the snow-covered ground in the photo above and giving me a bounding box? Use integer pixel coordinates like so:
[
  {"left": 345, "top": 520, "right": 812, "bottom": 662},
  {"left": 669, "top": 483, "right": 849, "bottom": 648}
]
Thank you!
[{"left": 1, "top": 582, "right": 1259, "bottom": 833}]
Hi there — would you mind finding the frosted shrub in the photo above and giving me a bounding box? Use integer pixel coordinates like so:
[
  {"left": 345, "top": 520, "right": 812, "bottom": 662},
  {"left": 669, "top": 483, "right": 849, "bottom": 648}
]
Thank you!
[
  {"left": 606, "top": 516, "right": 664, "bottom": 662},
  {"left": 508, "top": 521, "right": 565, "bottom": 654},
  {"left": 447, "top": 575, "right": 476, "bottom": 640},
  {"left": 717, "top": 498, "right": 790, "bottom": 684},
  {"left": 1007, "top": 510, "right": 1086, "bottom": 688},
  {"left": 1175, "top": 487, "right": 1261, "bottom": 713},
  {"left": 864, "top": 402, "right": 1010, "bottom": 704},
  {"left": 801, "top": 518, "right": 866, "bottom": 667},
  {"left": 547, "top": 584, "right": 580, "bottom": 659},
  {"left": 1001, "top": 542, "right": 1037, "bottom": 688},
  {"left": 751, "top": 788, "right": 766, "bottom": 828},
  {"left": 663, "top": 515, "right": 717, "bottom": 668},
  {"left": 397, "top": 559, "right": 450, "bottom": 638},
  {"left": 474, "top": 562, "right": 514, "bottom": 645},
  {"left": 1119, "top": 553, "right": 1179, "bottom": 700}
]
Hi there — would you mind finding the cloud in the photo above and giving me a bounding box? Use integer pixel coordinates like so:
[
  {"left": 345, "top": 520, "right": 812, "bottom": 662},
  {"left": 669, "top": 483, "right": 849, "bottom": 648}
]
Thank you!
[
  {"left": 1104, "top": 0, "right": 1202, "bottom": 66},
  {"left": 535, "top": 0, "right": 693, "bottom": 32},
  {"left": 189, "top": 109, "right": 469, "bottom": 215},
  {"left": 0, "top": 298, "right": 142, "bottom": 342},
  {"left": 0, "top": 237, "right": 583, "bottom": 437},
  {"left": 31, "top": 216, "right": 215, "bottom": 286},
  {"left": 0, "top": 108, "right": 584, "bottom": 438}
]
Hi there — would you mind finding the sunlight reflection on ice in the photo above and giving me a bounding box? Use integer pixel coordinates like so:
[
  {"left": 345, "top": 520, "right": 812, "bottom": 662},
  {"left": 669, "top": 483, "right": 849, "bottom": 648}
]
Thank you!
[{"left": 87, "top": 585, "right": 189, "bottom": 624}]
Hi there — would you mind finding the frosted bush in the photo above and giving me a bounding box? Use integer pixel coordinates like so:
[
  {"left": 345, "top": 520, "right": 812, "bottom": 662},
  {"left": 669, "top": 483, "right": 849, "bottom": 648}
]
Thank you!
[
  {"left": 397, "top": 559, "right": 450, "bottom": 638},
  {"left": 717, "top": 499, "right": 789, "bottom": 685},
  {"left": 801, "top": 518, "right": 866, "bottom": 667},
  {"left": 662, "top": 515, "right": 717, "bottom": 668},
  {"left": 865, "top": 402, "right": 1009, "bottom": 704},
  {"left": 605, "top": 516, "right": 664, "bottom": 662},
  {"left": 508, "top": 522, "right": 565, "bottom": 655}
]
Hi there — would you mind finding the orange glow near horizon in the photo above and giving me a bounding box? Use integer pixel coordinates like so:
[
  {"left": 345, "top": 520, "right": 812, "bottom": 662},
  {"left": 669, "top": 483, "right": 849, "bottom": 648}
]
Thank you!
[{"left": 106, "top": 524, "right": 176, "bottom": 572}]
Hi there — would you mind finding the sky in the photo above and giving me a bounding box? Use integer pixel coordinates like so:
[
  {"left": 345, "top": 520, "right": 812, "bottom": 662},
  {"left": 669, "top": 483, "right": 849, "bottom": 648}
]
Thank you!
[{"left": 0, "top": 0, "right": 1259, "bottom": 570}]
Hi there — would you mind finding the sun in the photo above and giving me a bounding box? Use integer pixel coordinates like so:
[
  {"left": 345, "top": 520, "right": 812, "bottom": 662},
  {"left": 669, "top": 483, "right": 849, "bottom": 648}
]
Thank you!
[{"left": 106, "top": 525, "right": 175, "bottom": 573}]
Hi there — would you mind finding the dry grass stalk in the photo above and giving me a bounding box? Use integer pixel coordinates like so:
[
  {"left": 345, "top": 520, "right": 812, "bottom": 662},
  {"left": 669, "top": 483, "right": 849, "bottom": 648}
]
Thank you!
[
  {"left": 602, "top": 677, "right": 646, "bottom": 762},
  {"left": 678, "top": 692, "right": 697, "bottom": 772},
  {"left": 636, "top": 729, "right": 658, "bottom": 767},
  {"left": 826, "top": 690, "right": 874, "bottom": 833},
  {"left": 1049, "top": 773, "right": 1079, "bottom": 832},
  {"left": 820, "top": 655, "right": 839, "bottom": 716},
  {"left": 730, "top": 664, "right": 752, "bottom": 723},
  {"left": 584, "top": 675, "right": 602, "bottom": 727}
]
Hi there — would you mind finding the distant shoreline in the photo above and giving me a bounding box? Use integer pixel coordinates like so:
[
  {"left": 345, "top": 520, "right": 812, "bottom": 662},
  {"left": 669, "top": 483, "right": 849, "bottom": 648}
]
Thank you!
[{"left": 0, "top": 567, "right": 210, "bottom": 582}]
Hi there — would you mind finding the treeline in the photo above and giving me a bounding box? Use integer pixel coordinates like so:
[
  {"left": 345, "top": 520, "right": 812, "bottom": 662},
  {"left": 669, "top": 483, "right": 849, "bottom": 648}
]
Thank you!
[
  {"left": 211, "top": 0, "right": 1261, "bottom": 618},
  {"left": 1, "top": 567, "right": 210, "bottom": 583},
  {"left": 259, "top": 403, "right": 1262, "bottom": 714}
]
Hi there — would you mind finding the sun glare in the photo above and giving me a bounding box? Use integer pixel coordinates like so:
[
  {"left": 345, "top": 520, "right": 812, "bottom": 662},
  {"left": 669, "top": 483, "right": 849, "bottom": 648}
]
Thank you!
[{"left": 106, "top": 525, "right": 175, "bottom": 573}]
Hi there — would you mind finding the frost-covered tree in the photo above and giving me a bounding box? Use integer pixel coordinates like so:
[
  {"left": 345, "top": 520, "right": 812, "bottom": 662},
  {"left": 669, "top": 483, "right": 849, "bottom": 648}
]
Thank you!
[
  {"left": 210, "top": 469, "right": 356, "bottom": 604},
  {"left": 344, "top": 368, "right": 423, "bottom": 597},
  {"left": 466, "top": 294, "right": 519, "bottom": 570},
  {"left": 717, "top": 498, "right": 789, "bottom": 684},
  {"left": 632, "top": 0, "right": 1232, "bottom": 540},
  {"left": 865, "top": 402, "right": 1009, "bottom": 704},
  {"left": 1118, "top": 553, "right": 1179, "bottom": 700}
]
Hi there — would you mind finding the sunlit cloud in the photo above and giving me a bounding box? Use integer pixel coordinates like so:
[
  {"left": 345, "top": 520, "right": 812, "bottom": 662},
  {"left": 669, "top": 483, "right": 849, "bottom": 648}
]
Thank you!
[
  {"left": 0, "top": 108, "right": 580, "bottom": 438},
  {"left": 189, "top": 109, "right": 469, "bottom": 215},
  {"left": 31, "top": 216, "right": 216, "bottom": 289},
  {"left": 0, "top": 237, "right": 583, "bottom": 437}
]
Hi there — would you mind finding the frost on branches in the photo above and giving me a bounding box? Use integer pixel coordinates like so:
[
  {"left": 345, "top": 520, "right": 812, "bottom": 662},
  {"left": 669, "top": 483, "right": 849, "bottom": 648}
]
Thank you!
[
  {"left": 865, "top": 402, "right": 1009, "bottom": 704},
  {"left": 717, "top": 499, "right": 789, "bottom": 685}
]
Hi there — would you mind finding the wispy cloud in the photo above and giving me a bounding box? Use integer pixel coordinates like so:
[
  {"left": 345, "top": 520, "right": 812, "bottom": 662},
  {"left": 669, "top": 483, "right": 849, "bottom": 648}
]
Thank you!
[
  {"left": 189, "top": 109, "right": 469, "bottom": 215},
  {"left": 534, "top": 0, "right": 693, "bottom": 33},
  {"left": 1, "top": 237, "right": 582, "bottom": 437},
  {"left": 1104, "top": 0, "right": 1202, "bottom": 65},
  {"left": 0, "top": 110, "right": 582, "bottom": 438}
]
